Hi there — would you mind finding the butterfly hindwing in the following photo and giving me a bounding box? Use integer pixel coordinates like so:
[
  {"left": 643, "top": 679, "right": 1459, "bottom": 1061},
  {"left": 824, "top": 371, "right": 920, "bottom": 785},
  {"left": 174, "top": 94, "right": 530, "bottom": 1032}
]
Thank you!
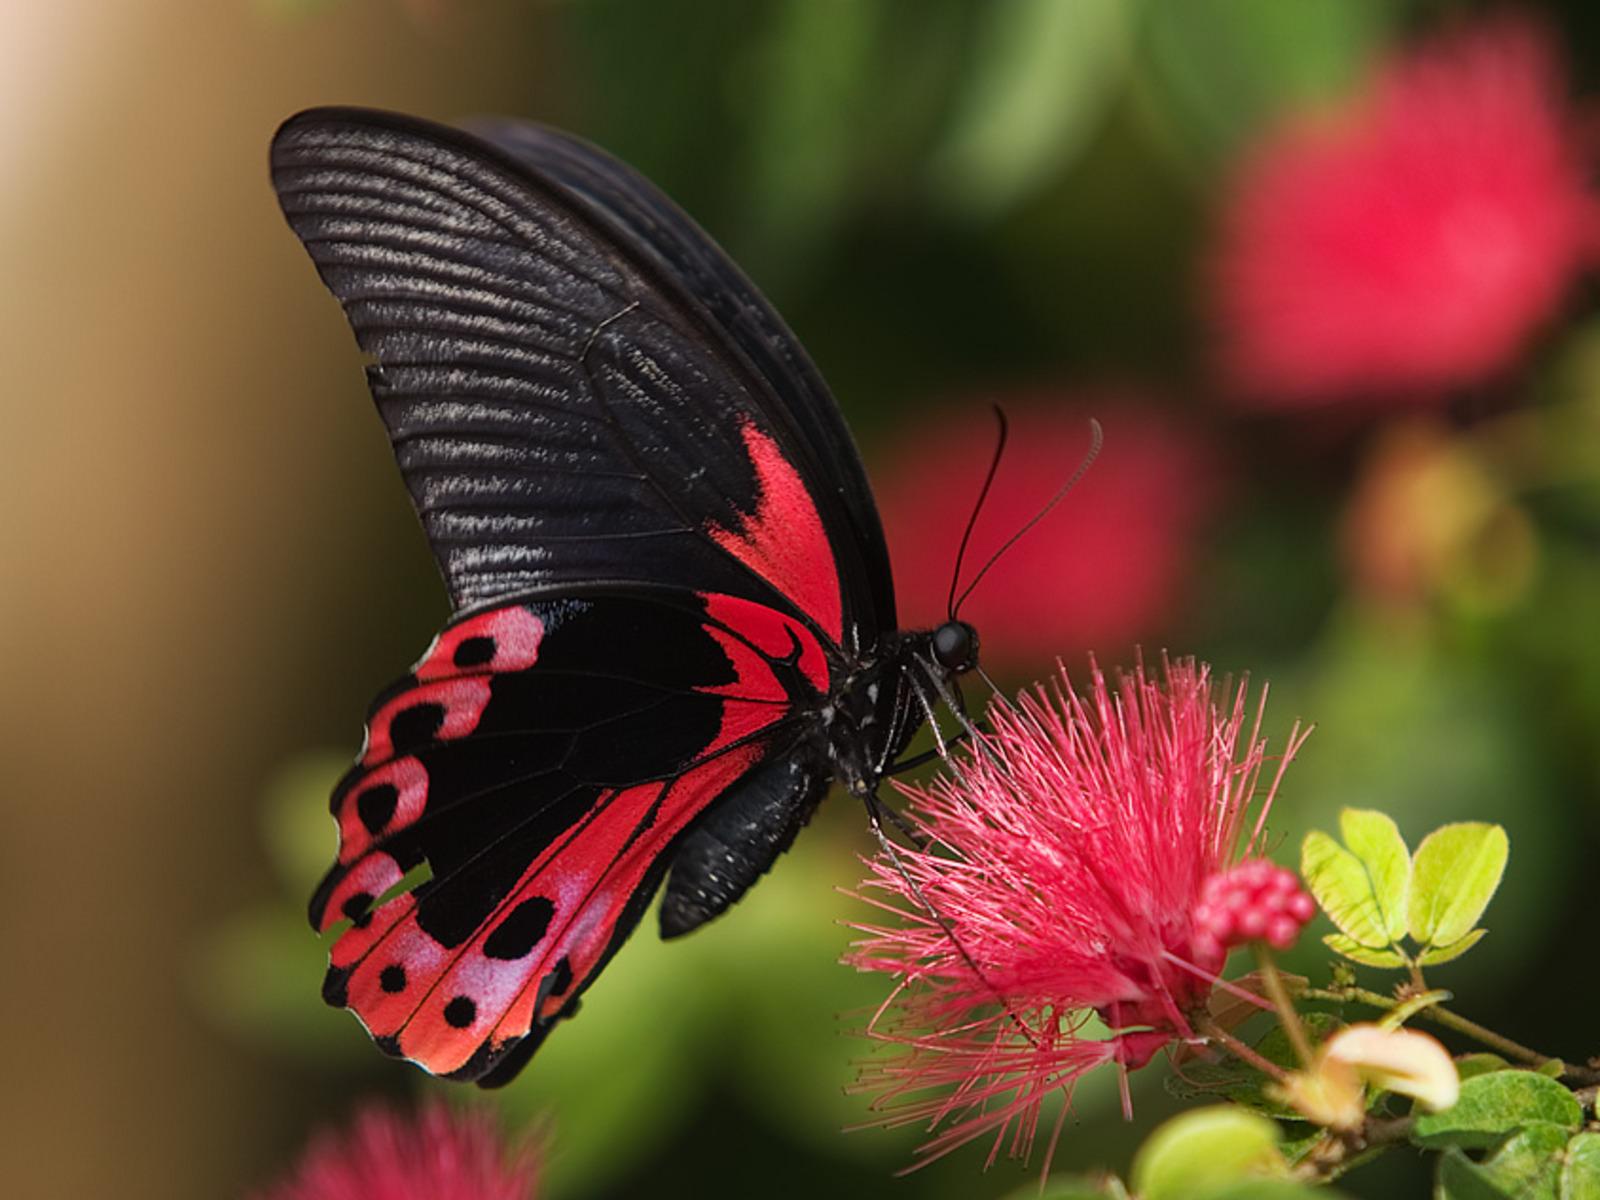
[{"left": 311, "top": 587, "right": 832, "bottom": 1082}]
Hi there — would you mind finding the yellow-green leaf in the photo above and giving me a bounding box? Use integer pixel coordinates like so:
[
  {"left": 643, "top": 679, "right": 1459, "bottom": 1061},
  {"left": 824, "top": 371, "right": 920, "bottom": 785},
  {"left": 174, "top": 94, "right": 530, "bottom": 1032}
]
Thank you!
[
  {"left": 1302, "top": 830, "right": 1390, "bottom": 948},
  {"left": 1408, "top": 823, "right": 1509, "bottom": 950},
  {"left": 1416, "top": 928, "right": 1489, "bottom": 966},
  {"left": 1132, "top": 1108, "right": 1286, "bottom": 1200},
  {"left": 1338, "top": 808, "right": 1411, "bottom": 943},
  {"left": 1323, "top": 932, "right": 1407, "bottom": 969}
]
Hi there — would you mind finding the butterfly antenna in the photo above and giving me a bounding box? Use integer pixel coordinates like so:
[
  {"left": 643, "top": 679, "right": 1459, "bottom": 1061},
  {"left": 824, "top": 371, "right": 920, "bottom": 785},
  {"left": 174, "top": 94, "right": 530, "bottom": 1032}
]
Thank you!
[
  {"left": 946, "top": 406, "right": 1010, "bottom": 621},
  {"left": 952, "top": 418, "right": 1103, "bottom": 619}
]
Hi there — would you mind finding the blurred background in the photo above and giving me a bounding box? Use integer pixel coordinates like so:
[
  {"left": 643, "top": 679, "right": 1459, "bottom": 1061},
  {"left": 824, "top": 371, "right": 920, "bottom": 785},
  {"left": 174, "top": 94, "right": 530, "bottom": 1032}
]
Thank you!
[{"left": 7, "top": 1, "right": 1600, "bottom": 1196}]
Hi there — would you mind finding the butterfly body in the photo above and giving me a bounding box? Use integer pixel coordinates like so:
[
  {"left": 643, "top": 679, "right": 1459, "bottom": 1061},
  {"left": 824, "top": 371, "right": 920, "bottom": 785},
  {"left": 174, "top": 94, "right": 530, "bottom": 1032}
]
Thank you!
[{"left": 273, "top": 107, "right": 974, "bottom": 1085}]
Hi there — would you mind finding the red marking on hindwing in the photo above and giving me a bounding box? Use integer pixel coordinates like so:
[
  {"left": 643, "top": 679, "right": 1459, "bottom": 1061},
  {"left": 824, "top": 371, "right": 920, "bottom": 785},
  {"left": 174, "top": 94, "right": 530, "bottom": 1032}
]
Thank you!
[
  {"left": 415, "top": 606, "right": 544, "bottom": 680},
  {"left": 336, "top": 756, "right": 429, "bottom": 864},
  {"left": 320, "top": 852, "right": 408, "bottom": 940},
  {"left": 699, "top": 592, "right": 829, "bottom": 693},
  {"left": 362, "top": 678, "right": 492, "bottom": 766},
  {"left": 343, "top": 923, "right": 449, "bottom": 1037},
  {"left": 706, "top": 420, "right": 843, "bottom": 644},
  {"left": 696, "top": 594, "right": 831, "bottom": 755},
  {"left": 490, "top": 748, "right": 762, "bottom": 1045},
  {"left": 359, "top": 744, "right": 765, "bottom": 1078}
]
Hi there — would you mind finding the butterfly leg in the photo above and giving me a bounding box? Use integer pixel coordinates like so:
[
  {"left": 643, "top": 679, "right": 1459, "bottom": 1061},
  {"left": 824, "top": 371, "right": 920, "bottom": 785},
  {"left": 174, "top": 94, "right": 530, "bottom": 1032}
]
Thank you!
[{"left": 881, "top": 728, "right": 973, "bottom": 777}]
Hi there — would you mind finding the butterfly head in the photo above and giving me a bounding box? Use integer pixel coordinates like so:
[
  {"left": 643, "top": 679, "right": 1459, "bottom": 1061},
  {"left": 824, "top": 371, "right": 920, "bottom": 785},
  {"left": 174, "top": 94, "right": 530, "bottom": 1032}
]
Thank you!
[{"left": 930, "top": 619, "right": 979, "bottom": 675}]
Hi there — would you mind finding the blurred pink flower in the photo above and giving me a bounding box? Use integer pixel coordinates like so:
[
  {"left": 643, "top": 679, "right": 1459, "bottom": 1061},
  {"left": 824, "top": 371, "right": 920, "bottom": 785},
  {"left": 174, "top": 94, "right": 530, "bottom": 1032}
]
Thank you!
[
  {"left": 872, "top": 400, "right": 1216, "bottom": 670},
  {"left": 848, "top": 659, "right": 1305, "bottom": 1169},
  {"left": 255, "top": 1102, "right": 538, "bottom": 1200},
  {"left": 1213, "top": 18, "right": 1594, "bottom": 405}
]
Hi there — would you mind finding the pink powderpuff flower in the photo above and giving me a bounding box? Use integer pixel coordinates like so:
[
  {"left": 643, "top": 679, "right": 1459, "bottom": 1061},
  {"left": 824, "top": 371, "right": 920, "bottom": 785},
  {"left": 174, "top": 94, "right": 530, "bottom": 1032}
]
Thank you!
[
  {"left": 254, "top": 1101, "right": 539, "bottom": 1200},
  {"left": 1212, "top": 17, "right": 1595, "bottom": 406},
  {"left": 847, "top": 658, "right": 1307, "bottom": 1171},
  {"left": 872, "top": 399, "right": 1217, "bottom": 672}
]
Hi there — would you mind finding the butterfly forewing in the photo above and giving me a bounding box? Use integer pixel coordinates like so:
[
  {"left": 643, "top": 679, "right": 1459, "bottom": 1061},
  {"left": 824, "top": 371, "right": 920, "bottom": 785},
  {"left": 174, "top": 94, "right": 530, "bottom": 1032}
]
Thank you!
[
  {"left": 271, "top": 109, "right": 887, "bottom": 645},
  {"left": 470, "top": 117, "right": 896, "bottom": 637}
]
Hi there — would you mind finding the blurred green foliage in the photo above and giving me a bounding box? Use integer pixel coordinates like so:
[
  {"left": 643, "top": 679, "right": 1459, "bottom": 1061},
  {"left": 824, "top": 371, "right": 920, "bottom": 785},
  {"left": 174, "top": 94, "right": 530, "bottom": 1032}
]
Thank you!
[{"left": 221, "top": 1, "right": 1600, "bottom": 1197}]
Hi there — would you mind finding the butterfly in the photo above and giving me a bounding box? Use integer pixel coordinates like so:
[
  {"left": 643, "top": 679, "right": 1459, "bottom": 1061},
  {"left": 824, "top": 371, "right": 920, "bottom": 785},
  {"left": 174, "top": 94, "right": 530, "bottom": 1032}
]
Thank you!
[{"left": 271, "top": 107, "right": 979, "bottom": 1087}]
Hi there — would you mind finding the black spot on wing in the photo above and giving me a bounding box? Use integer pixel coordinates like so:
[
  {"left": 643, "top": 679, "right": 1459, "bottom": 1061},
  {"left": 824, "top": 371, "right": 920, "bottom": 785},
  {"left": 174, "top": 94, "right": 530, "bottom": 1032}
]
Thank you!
[
  {"left": 444, "top": 995, "right": 477, "bottom": 1028},
  {"left": 341, "top": 892, "right": 374, "bottom": 929},
  {"left": 379, "top": 964, "right": 407, "bottom": 994},
  {"left": 357, "top": 784, "right": 400, "bottom": 835},
  {"left": 548, "top": 956, "right": 574, "bottom": 998},
  {"left": 453, "top": 635, "right": 496, "bottom": 667},
  {"left": 390, "top": 702, "right": 445, "bottom": 753},
  {"left": 323, "top": 965, "right": 352, "bottom": 1008},
  {"left": 483, "top": 896, "right": 555, "bottom": 960}
]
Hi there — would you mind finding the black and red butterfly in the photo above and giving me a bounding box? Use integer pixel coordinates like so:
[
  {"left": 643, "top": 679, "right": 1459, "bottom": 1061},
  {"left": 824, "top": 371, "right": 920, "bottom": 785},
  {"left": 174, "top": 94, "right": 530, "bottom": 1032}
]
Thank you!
[{"left": 270, "top": 107, "right": 979, "bottom": 1087}]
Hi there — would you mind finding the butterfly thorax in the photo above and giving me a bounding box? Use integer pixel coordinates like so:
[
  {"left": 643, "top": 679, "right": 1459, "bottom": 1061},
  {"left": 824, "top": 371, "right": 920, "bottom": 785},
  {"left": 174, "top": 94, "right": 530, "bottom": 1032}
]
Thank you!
[{"left": 818, "top": 621, "right": 975, "bottom": 796}]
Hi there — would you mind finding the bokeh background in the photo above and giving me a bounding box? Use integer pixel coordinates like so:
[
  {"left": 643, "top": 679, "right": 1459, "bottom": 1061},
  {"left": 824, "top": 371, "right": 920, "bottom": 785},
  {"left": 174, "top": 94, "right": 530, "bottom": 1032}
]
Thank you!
[{"left": 8, "top": 1, "right": 1600, "bottom": 1196}]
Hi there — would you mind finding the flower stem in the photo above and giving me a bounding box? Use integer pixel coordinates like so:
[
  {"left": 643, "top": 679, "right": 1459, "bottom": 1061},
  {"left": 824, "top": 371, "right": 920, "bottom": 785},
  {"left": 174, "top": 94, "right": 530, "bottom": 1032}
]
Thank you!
[
  {"left": 1254, "top": 945, "right": 1314, "bottom": 1066},
  {"left": 1199, "top": 1017, "right": 1290, "bottom": 1082}
]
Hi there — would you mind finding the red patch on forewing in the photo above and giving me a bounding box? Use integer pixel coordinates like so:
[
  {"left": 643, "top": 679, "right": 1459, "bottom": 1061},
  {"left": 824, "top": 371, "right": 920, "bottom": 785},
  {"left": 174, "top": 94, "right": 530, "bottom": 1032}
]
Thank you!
[
  {"left": 706, "top": 420, "right": 843, "bottom": 644},
  {"left": 415, "top": 606, "right": 544, "bottom": 680},
  {"left": 339, "top": 744, "right": 765, "bottom": 1078},
  {"left": 362, "top": 678, "right": 492, "bottom": 766}
]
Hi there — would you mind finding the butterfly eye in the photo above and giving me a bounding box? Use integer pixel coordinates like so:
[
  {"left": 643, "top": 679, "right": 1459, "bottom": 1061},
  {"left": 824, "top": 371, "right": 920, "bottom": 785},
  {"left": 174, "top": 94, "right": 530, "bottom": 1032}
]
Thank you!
[{"left": 932, "top": 621, "right": 979, "bottom": 673}]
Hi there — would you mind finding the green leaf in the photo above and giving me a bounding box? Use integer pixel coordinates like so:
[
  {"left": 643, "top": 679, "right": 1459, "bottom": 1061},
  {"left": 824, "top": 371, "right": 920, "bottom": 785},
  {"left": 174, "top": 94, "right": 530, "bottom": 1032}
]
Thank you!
[
  {"left": 1437, "top": 1148, "right": 1523, "bottom": 1200},
  {"left": 1417, "top": 928, "right": 1489, "bottom": 966},
  {"left": 1472, "top": 1122, "right": 1569, "bottom": 1199},
  {"left": 1138, "top": 0, "right": 1394, "bottom": 160},
  {"left": 1276, "top": 1125, "right": 1324, "bottom": 1166},
  {"left": 1338, "top": 808, "right": 1412, "bottom": 942},
  {"left": 1322, "top": 933, "right": 1407, "bottom": 968},
  {"left": 1132, "top": 1108, "right": 1286, "bottom": 1200},
  {"left": 1412, "top": 1071, "right": 1582, "bottom": 1149},
  {"left": 1193, "top": 1183, "right": 1341, "bottom": 1200},
  {"left": 1455, "top": 1054, "right": 1511, "bottom": 1081},
  {"left": 1560, "top": 1131, "right": 1600, "bottom": 1200},
  {"left": 1301, "top": 830, "right": 1394, "bottom": 950},
  {"left": 1407, "top": 823, "right": 1509, "bottom": 950},
  {"left": 928, "top": 0, "right": 1131, "bottom": 215}
]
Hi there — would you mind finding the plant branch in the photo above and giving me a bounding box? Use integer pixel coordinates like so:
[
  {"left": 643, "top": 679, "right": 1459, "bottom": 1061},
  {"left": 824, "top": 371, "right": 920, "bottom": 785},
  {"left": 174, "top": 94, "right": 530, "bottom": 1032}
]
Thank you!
[
  {"left": 1291, "top": 1114, "right": 1414, "bottom": 1184},
  {"left": 1305, "top": 984, "right": 1599, "bottom": 1082}
]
